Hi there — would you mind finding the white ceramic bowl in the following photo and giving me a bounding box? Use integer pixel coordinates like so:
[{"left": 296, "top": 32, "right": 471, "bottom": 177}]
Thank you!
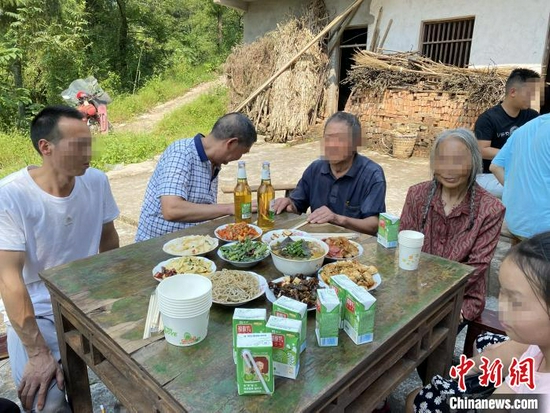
[
  {"left": 217, "top": 241, "right": 270, "bottom": 269},
  {"left": 261, "top": 229, "right": 309, "bottom": 244},
  {"left": 269, "top": 236, "right": 329, "bottom": 276}
]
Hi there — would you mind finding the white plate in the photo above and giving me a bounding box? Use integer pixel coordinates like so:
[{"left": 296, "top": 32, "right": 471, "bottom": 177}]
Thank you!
[
  {"left": 318, "top": 271, "right": 382, "bottom": 292},
  {"left": 265, "top": 276, "right": 324, "bottom": 311},
  {"left": 162, "top": 235, "right": 219, "bottom": 256},
  {"left": 261, "top": 229, "right": 309, "bottom": 244},
  {"left": 324, "top": 239, "right": 364, "bottom": 261},
  {"left": 210, "top": 272, "right": 268, "bottom": 306},
  {"left": 214, "top": 223, "right": 262, "bottom": 242},
  {"left": 152, "top": 256, "right": 216, "bottom": 281}
]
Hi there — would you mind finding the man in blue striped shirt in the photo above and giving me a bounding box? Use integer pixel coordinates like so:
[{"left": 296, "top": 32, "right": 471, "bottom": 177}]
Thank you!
[{"left": 136, "top": 113, "right": 257, "bottom": 241}]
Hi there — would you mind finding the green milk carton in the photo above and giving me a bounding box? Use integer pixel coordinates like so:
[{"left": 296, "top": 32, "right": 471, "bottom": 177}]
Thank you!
[
  {"left": 377, "top": 212, "right": 400, "bottom": 248},
  {"left": 233, "top": 308, "right": 267, "bottom": 363},
  {"left": 343, "top": 286, "right": 376, "bottom": 345},
  {"left": 266, "top": 315, "right": 302, "bottom": 379},
  {"left": 315, "top": 288, "right": 340, "bottom": 347},
  {"left": 329, "top": 274, "right": 357, "bottom": 328},
  {"left": 272, "top": 295, "right": 308, "bottom": 353},
  {"left": 235, "top": 333, "right": 274, "bottom": 395}
]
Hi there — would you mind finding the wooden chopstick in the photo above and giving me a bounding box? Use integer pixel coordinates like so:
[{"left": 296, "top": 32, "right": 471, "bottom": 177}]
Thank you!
[
  {"left": 291, "top": 220, "right": 309, "bottom": 230},
  {"left": 143, "top": 292, "right": 156, "bottom": 339},
  {"left": 307, "top": 233, "right": 359, "bottom": 239}
]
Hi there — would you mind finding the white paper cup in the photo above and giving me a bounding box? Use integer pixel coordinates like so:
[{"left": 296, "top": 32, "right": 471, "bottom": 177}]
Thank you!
[
  {"left": 161, "top": 308, "right": 210, "bottom": 347},
  {"left": 398, "top": 230, "right": 425, "bottom": 270},
  {"left": 157, "top": 274, "right": 212, "bottom": 302}
]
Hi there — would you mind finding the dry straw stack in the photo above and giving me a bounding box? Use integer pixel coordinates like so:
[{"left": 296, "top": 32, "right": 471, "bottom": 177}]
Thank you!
[
  {"left": 347, "top": 50, "right": 508, "bottom": 108},
  {"left": 225, "top": 0, "right": 329, "bottom": 142}
]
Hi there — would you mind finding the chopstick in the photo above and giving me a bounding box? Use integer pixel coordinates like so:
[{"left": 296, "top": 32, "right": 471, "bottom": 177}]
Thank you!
[
  {"left": 307, "top": 232, "right": 359, "bottom": 240},
  {"left": 291, "top": 220, "right": 309, "bottom": 230},
  {"left": 143, "top": 291, "right": 156, "bottom": 339}
]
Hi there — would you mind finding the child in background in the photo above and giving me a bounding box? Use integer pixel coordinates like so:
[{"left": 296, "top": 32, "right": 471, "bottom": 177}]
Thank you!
[{"left": 408, "top": 231, "right": 550, "bottom": 412}]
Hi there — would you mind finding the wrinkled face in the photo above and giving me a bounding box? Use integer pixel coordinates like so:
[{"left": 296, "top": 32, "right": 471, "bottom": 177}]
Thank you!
[
  {"left": 510, "top": 80, "right": 540, "bottom": 110},
  {"left": 322, "top": 121, "right": 355, "bottom": 163},
  {"left": 433, "top": 138, "right": 472, "bottom": 191},
  {"left": 498, "top": 258, "right": 550, "bottom": 346},
  {"left": 43, "top": 117, "right": 92, "bottom": 177}
]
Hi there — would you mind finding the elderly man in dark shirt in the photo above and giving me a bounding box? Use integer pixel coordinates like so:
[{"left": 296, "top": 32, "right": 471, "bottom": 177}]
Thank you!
[{"left": 273, "top": 111, "right": 386, "bottom": 235}]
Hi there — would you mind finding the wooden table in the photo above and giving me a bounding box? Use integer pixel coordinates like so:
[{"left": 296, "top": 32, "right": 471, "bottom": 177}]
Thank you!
[{"left": 40, "top": 214, "right": 473, "bottom": 413}]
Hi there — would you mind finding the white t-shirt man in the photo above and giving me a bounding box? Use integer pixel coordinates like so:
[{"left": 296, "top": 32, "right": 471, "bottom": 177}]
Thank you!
[{"left": 0, "top": 166, "right": 119, "bottom": 321}]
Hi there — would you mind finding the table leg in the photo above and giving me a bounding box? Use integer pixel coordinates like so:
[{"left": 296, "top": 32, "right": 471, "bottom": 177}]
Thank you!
[
  {"left": 419, "top": 287, "right": 465, "bottom": 383},
  {"left": 51, "top": 298, "right": 93, "bottom": 413}
]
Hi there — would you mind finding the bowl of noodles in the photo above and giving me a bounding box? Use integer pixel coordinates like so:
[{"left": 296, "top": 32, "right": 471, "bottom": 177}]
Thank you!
[
  {"left": 152, "top": 256, "right": 216, "bottom": 281},
  {"left": 205, "top": 269, "right": 267, "bottom": 306},
  {"left": 269, "top": 236, "right": 329, "bottom": 276}
]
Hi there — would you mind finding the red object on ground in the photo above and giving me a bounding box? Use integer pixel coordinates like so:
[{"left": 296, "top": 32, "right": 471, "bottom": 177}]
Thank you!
[{"left": 77, "top": 104, "right": 97, "bottom": 117}]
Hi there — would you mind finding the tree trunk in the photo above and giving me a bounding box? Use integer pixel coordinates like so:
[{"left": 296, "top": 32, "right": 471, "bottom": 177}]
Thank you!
[
  {"left": 115, "top": 0, "right": 128, "bottom": 79},
  {"left": 10, "top": 57, "right": 25, "bottom": 126}
]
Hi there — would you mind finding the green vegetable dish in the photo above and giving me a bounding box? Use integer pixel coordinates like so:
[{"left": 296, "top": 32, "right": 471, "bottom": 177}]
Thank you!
[
  {"left": 271, "top": 238, "right": 325, "bottom": 260},
  {"left": 220, "top": 239, "right": 269, "bottom": 262}
]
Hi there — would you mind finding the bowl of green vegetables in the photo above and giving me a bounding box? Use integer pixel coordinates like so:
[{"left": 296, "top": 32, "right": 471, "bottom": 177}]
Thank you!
[{"left": 217, "top": 238, "right": 270, "bottom": 269}]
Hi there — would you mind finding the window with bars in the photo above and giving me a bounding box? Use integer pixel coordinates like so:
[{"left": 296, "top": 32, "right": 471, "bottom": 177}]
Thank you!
[{"left": 421, "top": 17, "right": 475, "bottom": 68}]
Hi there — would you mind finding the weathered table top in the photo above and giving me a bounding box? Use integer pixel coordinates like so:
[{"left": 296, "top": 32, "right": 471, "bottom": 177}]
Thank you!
[{"left": 41, "top": 213, "right": 473, "bottom": 412}]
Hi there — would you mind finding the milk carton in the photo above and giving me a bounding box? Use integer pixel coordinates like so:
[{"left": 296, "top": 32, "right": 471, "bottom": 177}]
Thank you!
[
  {"left": 235, "top": 333, "right": 274, "bottom": 395},
  {"left": 265, "top": 316, "right": 302, "bottom": 379},
  {"left": 343, "top": 286, "right": 376, "bottom": 345},
  {"left": 272, "top": 296, "right": 308, "bottom": 353},
  {"left": 315, "top": 288, "right": 340, "bottom": 347},
  {"left": 329, "top": 274, "right": 357, "bottom": 328},
  {"left": 233, "top": 308, "right": 267, "bottom": 363},
  {"left": 377, "top": 212, "right": 400, "bottom": 248}
]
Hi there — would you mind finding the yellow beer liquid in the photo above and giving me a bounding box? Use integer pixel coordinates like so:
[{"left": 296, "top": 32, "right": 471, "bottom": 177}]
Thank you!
[
  {"left": 234, "top": 161, "right": 252, "bottom": 223},
  {"left": 258, "top": 162, "right": 275, "bottom": 230}
]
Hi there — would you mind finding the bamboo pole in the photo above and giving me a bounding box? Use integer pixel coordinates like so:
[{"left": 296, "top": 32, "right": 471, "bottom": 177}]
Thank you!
[
  {"left": 327, "top": 1, "right": 362, "bottom": 55},
  {"left": 368, "top": 6, "right": 383, "bottom": 52},
  {"left": 234, "top": 0, "right": 366, "bottom": 113},
  {"left": 377, "top": 18, "right": 393, "bottom": 51}
]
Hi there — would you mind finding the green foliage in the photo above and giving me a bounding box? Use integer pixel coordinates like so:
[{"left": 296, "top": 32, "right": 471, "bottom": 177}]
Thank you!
[
  {"left": 0, "top": 0, "right": 242, "bottom": 130},
  {"left": 0, "top": 86, "right": 229, "bottom": 178},
  {"left": 107, "top": 62, "right": 218, "bottom": 123},
  {"left": 0, "top": 129, "right": 40, "bottom": 177}
]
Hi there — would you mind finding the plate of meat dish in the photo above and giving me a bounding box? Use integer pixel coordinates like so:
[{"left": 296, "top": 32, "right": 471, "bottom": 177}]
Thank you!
[{"left": 266, "top": 274, "right": 324, "bottom": 311}]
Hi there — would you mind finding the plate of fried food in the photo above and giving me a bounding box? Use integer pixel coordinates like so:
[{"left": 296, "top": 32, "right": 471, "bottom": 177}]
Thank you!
[
  {"left": 266, "top": 274, "right": 324, "bottom": 310},
  {"left": 261, "top": 229, "right": 309, "bottom": 244},
  {"left": 318, "top": 260, "right": 381, "bottom": 291},
  {"left": 214, "top": 222, "right": 262, "bottom": 242},
  {"left": 152, "top": 256, "right": 216, "bottom": 281},
  {"left": 323, "top": 236, "right": 364, "bottom": 261},
  {"left": 204, "top": 269, "right": 267, "bottom": 306},
  {"left": 162, "top": 234, "right": 219, "bottom": 256}
]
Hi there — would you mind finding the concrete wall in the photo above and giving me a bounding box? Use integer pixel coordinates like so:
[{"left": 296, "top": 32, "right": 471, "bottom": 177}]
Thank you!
[
  {"left": 243, "top": 0, "right": 374, "bottom": 43},
  {"left": 368, "top": 0, "right": 550, "bottom": 71}
]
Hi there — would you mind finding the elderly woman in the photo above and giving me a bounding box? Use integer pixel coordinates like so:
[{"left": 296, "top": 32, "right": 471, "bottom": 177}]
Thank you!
[{"left": 400, "top": 128, "right": 505, "bottom": 323}]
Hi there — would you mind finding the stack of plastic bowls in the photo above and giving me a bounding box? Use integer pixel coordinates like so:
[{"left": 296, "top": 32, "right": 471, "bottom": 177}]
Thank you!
[{"left": 157, "top": 274, "right": 212, "bottom": 347}]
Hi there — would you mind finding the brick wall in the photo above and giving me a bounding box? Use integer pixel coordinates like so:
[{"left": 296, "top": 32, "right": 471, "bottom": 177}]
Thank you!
[{"left": 347, "top": 87, "right": 491, "bottom": 157}]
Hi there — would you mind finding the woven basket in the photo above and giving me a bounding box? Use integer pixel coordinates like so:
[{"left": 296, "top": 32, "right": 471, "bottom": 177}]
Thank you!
[{"left": 392, "top": 134, "right": 417, "bottom": 159}]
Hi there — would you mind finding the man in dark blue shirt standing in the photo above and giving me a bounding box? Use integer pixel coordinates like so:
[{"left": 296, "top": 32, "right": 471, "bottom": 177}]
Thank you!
[{"left": 273, "top": 111, "right": 386, "bottom": 235}]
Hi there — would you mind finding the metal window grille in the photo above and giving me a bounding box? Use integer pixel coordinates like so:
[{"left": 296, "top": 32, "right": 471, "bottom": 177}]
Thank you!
[{"left": 421, "top": 18, "right": 475, "bottom": 67}]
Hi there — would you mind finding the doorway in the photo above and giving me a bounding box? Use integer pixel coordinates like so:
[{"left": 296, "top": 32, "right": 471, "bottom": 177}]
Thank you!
[{"left": 338, "top": 27, "right": 368, "bottom": 111}]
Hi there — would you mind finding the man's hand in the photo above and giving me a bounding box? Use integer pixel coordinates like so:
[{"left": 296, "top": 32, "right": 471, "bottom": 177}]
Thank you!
[
  {"left": 307, "top": 206, "right": 337, "bottom": 224},
  {"left": 273, "top": 197, "right": 297, "bottom": 214},
  {"left": 18, "top": 351, "right": 64, "bottom": 411}
]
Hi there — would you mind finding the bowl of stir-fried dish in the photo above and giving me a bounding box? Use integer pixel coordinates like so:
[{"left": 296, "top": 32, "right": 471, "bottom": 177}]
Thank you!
[{"left": 269, "top": 236, "right": 329, "bottom": 276}]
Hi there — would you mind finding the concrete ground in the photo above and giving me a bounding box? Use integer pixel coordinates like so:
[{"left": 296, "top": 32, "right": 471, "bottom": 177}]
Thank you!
[{"left": 0, "top": 138, "right": 510, "bottom": 411}]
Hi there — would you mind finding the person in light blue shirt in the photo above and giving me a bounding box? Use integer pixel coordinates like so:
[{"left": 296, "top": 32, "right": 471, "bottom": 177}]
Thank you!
[{"left": 490, "top": 114, "right": 550, "bottom": 238}]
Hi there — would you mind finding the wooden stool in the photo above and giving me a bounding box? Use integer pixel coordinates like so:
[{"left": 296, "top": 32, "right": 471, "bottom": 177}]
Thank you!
[{"left": 463, "top": 308, "right": 505, "bottom": 357}]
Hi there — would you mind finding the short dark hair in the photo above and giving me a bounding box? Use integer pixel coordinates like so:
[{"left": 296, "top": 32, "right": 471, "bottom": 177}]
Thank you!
[
  {"left": 211, "top": 112, "right": 257, "bottom": 147},
  {"left": 30, "top": 105, "right": 84, "bottom": 154},
  {"left": 505, "top": 231, "right": 550, "bottom": 316},
  {"left": 505, "top": 68, "right": 540, "bottom": 94},
  {"left": 324, "top": 111, "right": 362, "bottom": 146}
]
